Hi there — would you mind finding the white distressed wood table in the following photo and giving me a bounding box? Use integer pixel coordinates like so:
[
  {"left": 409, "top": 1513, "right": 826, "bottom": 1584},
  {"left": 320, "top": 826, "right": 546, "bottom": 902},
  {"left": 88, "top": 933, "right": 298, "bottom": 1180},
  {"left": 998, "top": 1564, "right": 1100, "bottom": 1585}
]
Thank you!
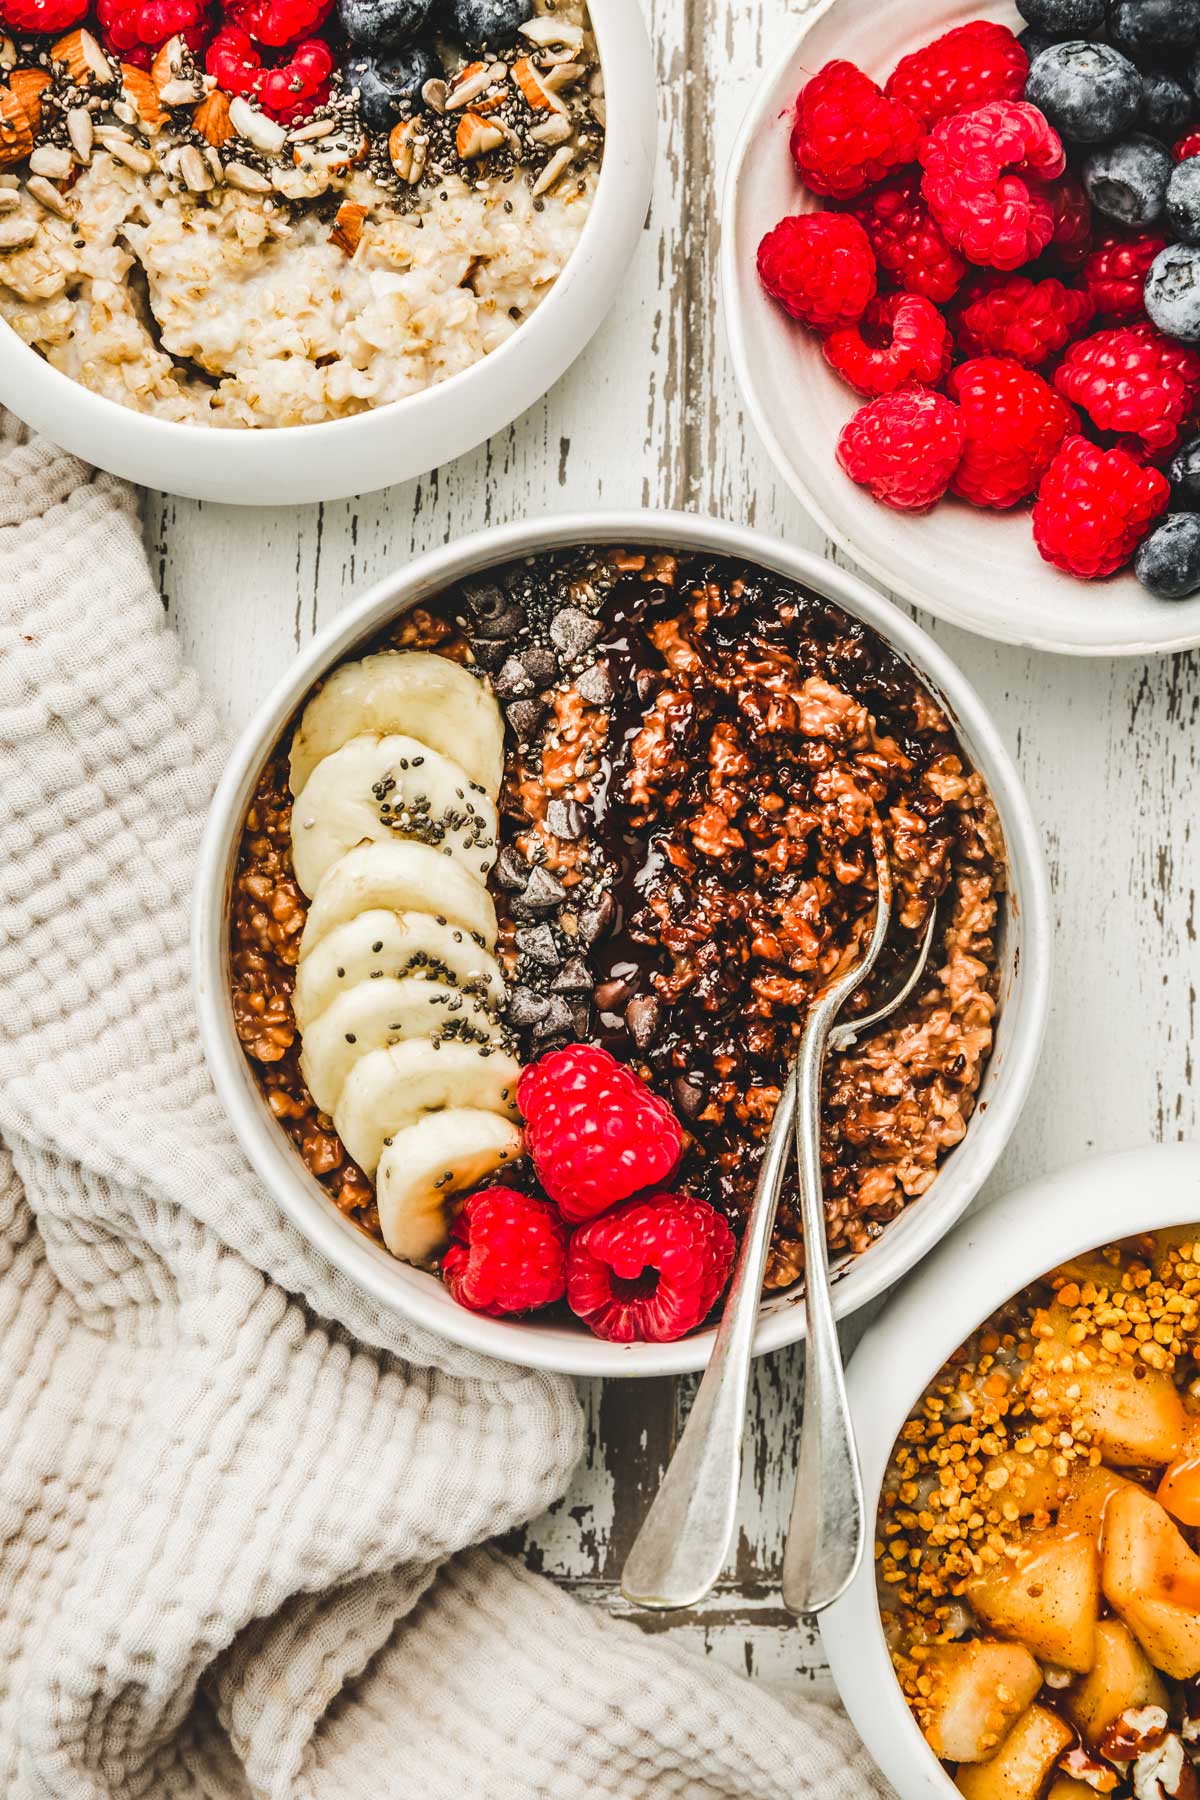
[{"left": 144, "top": 0, "right": 1200, "bottom": 1697}]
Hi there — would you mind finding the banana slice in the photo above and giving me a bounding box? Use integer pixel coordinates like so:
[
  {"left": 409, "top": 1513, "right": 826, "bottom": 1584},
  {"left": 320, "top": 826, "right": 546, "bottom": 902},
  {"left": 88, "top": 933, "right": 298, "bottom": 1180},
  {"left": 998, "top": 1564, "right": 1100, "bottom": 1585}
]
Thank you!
[
  {"left": 375, "top": 1110, "right": 524, "bottom": 1264},
  {"left": 293, "top": 909, "right": 505, "bottom": 1033},
  {"left": 333, "top": 1038, "right": 522, "bottom": 1176},
  {"left": 299, "top": 975, "right": 506, "bottom": 1115},
  {"left": 300, "top": 840, "right": 498, "bottom": 960},
  {"left": 290, "top": 732, "right": 499, "bottom": 899},
  {"left": 290, "top": 651, "right": 504, "bottom": 799}
]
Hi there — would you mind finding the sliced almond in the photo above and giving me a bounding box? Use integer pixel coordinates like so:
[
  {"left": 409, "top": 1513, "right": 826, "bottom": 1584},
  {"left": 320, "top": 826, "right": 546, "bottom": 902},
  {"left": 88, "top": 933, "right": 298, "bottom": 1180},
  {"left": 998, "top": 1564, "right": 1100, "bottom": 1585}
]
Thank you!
[
  {"left": 445, "top": 60, "right": 491, "bottom": 110},
  {"left": 530, "top": 143, "right": 572, "bottom": 196},
  {"left": 0, "top": 38, "right": 15, "bottom": 73},
  {"left": 29, "top": 143, "right": 71, "bottom": 179},
  {"left": 288, "top": 115, "right": 335, "bottom": 142},
  {"left": 26, "top": 172, "right": 74, "bottom": 217},
  {"left": 0, "top": 189, "right": 17, "bottom": 210},
  {"left": 159, "top": 74, "right": 204, "bottom": 106},
  {"left": 518, "top": 15, "right": 584, "bottom": 49},
  {"left": 9, "top": 67, "right": 50, "bottom": 133},
  {"left": 229, "top": 94, "right": 287, "bottom": 155},
  {"left": 66, "top": 105, "right": 94, "bottom": 162},
  {"left": 0, "top": 213, "right": 36, "bottom": 248},
  {"left": 387, "top": 116, "right": 426, "bottom": 184},
  {"left": 0, "top": 88, "right": 33, "bottom": 170},
  {"left": 421, "top": 76, "right": 446, "bottom": 113},
  {"left": 512, "top": 56, "right": 565, "bottom": 115},
  {"left": 223, "top": 158, "right": 271, "bottom": 192},
  {"left": 150, "top": 35, "right": 187, "bottom": 89},
  {"left": 192, "top": 88, "right": 234, "bottom": 147},
  {"left": 329, "top": 197, "right": 366, "bottom": 256},
  {"left": 590, "top": 93, "right": 605, "bottom": 128},
  {"left": 291, "top": 132, "right": 366, "bottom": 174},
  {"left": 455, "top": 109, "right": 504, "bottom": 160},
  {"left": 120, "top": 63, "right": 166, "bottom": 130},
  {"left": 50, "top": 29, "right": 114, "bottom": 88},
  {"left": 541, "top": 61, "right": 583, "bottom": 92}
]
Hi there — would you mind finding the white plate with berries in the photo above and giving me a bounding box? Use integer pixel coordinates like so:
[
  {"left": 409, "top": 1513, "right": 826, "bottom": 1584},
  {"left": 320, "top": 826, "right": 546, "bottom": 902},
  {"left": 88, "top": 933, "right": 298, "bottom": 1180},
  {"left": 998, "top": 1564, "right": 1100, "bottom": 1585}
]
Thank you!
[{"left": 722, "top": 0, "right": 1200, "bottom": 655}]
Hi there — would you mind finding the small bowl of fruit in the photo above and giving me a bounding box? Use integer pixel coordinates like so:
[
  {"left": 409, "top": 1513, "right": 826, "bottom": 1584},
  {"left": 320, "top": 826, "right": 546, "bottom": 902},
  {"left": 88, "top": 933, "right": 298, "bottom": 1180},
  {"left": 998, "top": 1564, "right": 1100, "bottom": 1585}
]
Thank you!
[
  {"left": 820, "top": 1141, "right": 1200, "bottom": 1800},
  {"left": 722, "top": 0, "right": 1200, "bottom": 654}
]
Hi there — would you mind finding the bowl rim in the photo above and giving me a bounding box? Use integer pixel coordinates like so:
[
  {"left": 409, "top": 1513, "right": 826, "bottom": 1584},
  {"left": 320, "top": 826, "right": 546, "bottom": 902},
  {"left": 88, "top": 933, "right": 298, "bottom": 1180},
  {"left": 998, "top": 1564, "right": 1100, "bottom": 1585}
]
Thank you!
[
  {"left": 0, "top": 0, "right": 655, "bottom": 501},
  {"left": 820, "top": 1141, "right": 1200, "bottom": 1800},
  {"left": 717, "top": 3, "right": 1200, "bottom": 660},
  {"left": 192, "top": 507, "right": 1053, "bottom": 1377}
]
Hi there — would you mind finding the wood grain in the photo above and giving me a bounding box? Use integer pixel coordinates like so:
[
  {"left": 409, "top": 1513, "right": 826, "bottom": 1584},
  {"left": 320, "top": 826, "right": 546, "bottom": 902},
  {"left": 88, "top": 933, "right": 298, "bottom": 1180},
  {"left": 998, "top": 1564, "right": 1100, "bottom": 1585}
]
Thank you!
[{"left": 145, "top": 0, "right": 1200, "bottom": 1690}]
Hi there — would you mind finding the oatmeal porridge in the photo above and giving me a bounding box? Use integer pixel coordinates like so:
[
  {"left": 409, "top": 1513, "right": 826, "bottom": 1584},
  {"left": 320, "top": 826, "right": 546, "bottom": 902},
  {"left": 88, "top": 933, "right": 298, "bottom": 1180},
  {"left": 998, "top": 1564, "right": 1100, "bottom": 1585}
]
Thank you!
[
  {"left": 228, "top": 547, "right": 1005, "bottom": 1329},
  {"left": 0, "top": 0, "right": 602, "bottom": 426}
]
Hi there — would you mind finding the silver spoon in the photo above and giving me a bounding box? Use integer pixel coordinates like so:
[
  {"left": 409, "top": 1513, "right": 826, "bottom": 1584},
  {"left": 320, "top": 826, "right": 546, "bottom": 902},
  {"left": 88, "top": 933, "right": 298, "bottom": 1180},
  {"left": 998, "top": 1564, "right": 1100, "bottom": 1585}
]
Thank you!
[{"left": 620, "top": 838, "right": 937, "bottom": 1614}]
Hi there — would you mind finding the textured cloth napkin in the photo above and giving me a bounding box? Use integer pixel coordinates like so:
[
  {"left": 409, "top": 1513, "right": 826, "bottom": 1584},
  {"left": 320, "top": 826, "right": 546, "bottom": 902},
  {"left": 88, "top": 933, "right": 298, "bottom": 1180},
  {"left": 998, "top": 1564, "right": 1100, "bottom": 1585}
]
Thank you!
[{"left": 0, "top": 422, "right": 891, "bottom": 1799}]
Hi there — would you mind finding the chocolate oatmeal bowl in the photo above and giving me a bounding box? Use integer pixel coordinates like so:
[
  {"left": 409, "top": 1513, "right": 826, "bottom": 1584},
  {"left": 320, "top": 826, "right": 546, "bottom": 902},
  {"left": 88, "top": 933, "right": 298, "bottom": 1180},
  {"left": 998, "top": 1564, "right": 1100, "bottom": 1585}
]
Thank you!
[{"left": 193, "top": 512, "right": 1051, "bottom": 1375}]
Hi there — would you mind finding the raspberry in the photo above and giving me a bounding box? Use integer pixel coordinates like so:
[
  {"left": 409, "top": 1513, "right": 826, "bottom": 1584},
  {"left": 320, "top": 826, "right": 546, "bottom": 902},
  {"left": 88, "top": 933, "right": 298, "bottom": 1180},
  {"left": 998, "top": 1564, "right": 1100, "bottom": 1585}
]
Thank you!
[
  {"left": 0, "top": 0, "right": 85, "bottom": 29},
  {"left": 1081, "top": 231, "right": 1168, "bottom": 321},
  {"left": 517, "top": 1044, "right": 683, "bottom": 1225},
  {"left": 1033, "top": 434, "right": 1170, "bottom": 577},
  {"left": 1047, "top": 171, "right": 1093, "bottom": 270},
  {"left": 96, "top": 0, "right": 209, "bottom": 64},
  {"left": 226, "top": 0, "right": 332, "bottom": 44},
  {"left": 1054, "top": 323, "right": 1200, "bottom": 453},
  {"left": 565, "top": 1193, "right": 736, "bottom": 1344},
  {"left": 442, "top": 1187, "right": 567, "bottom": 1318},
  {"left": 206, "top": 25, "right": 332, "bottom": 119},
  {"left": 1175, "top": 131, "right": 1200, "bottom": 161},
  {"left": 823, "top": 293, "right": 951, "bottom": 397},
  {"left": 885, "top": 20, "right": 1027, "bottom": 128},
  {"left": 789, "top": 60, "right": 922, "bottom": 200},
  {"left": 836, "top": 384, "right": 965, "bottom": 511},
  {"left": 757, "top": 212, "right": 876, "bottom": 332},
  {"left": 947, "top": 357, "right": 1079, "bottom": 509},
  {"left": 848, "top": 169, "right": 966, "bottom": 305},
  {"left": 920, "top": 99, "right": 1066, "bottom": 270},
  {"left": 952, "top": 273, "right": 1094, "bottom": 368}
]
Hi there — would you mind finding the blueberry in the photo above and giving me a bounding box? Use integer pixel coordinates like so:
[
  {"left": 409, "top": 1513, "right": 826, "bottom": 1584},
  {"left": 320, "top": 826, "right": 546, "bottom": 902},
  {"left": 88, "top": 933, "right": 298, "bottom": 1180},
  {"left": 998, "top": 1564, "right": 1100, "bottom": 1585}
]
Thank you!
[
  {"left": 1111, "top": 0, "right": 1200, "bottom": 54},
  {"left": 1169, "top": 432, "right": 1200, "bottom": 502},
  {"left": 443, "top": 0, "right": 532, "bottom": 50},
  {"left": 1139, "top": 68, "right": 1193, "bottom": 134},
  {"left": 1168, "top": 155, "right": 1200, "bottom": 236},
  {"left": 339, "top": 0, "right": 432, "bottom": 45},
  {"left": 1082, "top": 131, "right": 1172, "bottom": 222},
  {"left": 1018, "top": 24, "right": 1061, "bottom": 57},
  {"left": 344, "top": 41, "right": 439, "bottom": 129},
  {"left": 1016, "top": 0, "right": 1105, "bottom": 30},
  {"left": 1145, "top": 239, "right": 1200, "bottom": 336},
  {"left": 1026, "top": 41, "right": 1142, "bottom": 140},
  {"left": 1135, "top": 512, "right": 1200, "bottom": 595}
]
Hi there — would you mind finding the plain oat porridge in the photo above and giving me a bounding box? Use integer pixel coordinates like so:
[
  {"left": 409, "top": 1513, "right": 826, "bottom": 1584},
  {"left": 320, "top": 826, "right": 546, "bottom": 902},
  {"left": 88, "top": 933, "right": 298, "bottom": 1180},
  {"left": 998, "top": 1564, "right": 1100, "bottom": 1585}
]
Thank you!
[{"left": 0, "top": 0, "right": 603, "bottom": 426}]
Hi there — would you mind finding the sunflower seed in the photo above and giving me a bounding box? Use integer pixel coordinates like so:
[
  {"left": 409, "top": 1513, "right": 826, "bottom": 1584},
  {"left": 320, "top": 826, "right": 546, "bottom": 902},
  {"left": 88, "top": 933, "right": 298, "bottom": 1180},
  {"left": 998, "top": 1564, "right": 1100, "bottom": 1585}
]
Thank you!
[
  {"left": 223, "top": 158, "right": 272, "bottom": 192},
  {"left": 159, "top": 76, "right": 204, "bottom": 106},
  {"left": 541, "top": 61, "right": 583, "bottom": 92},
  {"left": 519, "top": 15, "right": 584, "bottom": 48},
  {"left": 445, "top": 65, "right": 491, "bottom": 109},
  {"left": 530, "top": 144, "right": 572, "bottom": 197},
  {"left": 0, "top": 190, "right": 17, "bottom": 212},
  {"left": 288, "top": 116, "right": 335, "bottom": 141},
  {"left": 26, "top": 175, "right": 74, "bottom": 217},
  {"left": 99, "top": 133, "right": 154, "bottom": 173},
  {"left": 66, "top": 107, "right": 93, "bottom": 162},
  {"left": 178, "top": 143, "right": 212, "bottom": 191},
  {"left": 29, "top": 144, "right": 72, "bottom": 179},
  {"left": 528, "top": 113, "right": 570, "bottom": 146},
  {"left": 0, "top": 215, "right": 36, "bottom": 249},
  {"left": 229, "top": 95, "right": 287, "bottom": 155},
  {"left": 0, "top": 36, "right": 15, "bottom": 70}
]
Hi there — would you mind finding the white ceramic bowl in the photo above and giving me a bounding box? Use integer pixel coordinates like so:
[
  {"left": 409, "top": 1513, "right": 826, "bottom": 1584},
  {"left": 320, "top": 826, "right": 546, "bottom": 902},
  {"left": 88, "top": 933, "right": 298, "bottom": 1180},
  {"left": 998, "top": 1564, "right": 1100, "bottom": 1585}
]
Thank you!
[
  {"left": 0, "top": 0, "right": 655, "bottom": 507},
  {"left": 193, "top": 509, "right": 1052, "bottom": 1376},
  {"left": 821, "top": 1141, "right": 1200, "bottom": 1800},
  {"left": 721, "top": 0, "right": 1200, "bottom": 657}
]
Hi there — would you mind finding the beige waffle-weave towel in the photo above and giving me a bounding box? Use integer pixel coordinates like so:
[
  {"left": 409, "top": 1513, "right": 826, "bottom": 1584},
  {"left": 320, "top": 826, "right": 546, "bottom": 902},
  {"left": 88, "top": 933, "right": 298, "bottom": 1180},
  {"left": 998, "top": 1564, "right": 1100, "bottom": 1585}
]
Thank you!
[{"left": 0, "top": 427, "right": 891, "bottom": 1799}]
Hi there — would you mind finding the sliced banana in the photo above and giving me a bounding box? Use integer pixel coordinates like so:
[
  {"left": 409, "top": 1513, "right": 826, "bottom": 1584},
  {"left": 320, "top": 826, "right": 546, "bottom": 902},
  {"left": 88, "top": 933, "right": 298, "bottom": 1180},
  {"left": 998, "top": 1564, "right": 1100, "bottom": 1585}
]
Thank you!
[
  {"left": 375, "top": 1109, "right": 524, "bottom": 1264},
  {"left": 290, "top": 732, "right": 500, "bottom": 898},
  {"left": 293, "top": 908, "right": 505, "bottom": 1033},
  {"left": 333, "top": 1038, "right": 522, "bottom": 1176},
  {"left": 300, "top": 840, "right": 498, "bottom": 961},
  {"left": 300, "top": 975, "right": 506, "bottom": 1115},
  {"left": 290, "top": 651, "right": 504, "bottom": 799}
]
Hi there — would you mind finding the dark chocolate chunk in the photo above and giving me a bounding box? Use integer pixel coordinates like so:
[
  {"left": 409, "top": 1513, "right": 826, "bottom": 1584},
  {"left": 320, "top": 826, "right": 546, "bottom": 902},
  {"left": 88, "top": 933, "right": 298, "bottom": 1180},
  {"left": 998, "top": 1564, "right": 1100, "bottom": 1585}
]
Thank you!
[
  {"left": 506, "top": 695, "right": 547, "bottom": 739},
  {"left": 551, "top": 956, "right": 591, "bottom": 993},
  {"left": 507, "top": 986, "right": 551, "bottom": 1029},
  {"left": 473, "top": 601, "right": 525, "bottom": 642},
  {"left": 671, "top": 1073, "right": 706, "bottom": 1120},
  {"left": 531, "top": 995, "right": 574, "bottom": 1039},
  {"left": 520, "top": 643, "right": 559, "bottom": 687},
  {"left": 515, "top": 923, "right": 559, "bottom": 966},
  {"left": 545, "top": 797, "right": 584, "bottom": 840},
  {"left": 514, "top": 865, "right": 567, "bottom": 914},
  {"left": 549, "top": 606, "right": 602, "bottom": 661},
  {"left": 625, "top": 994, "right": 661, "bottom": 1050},
  {"left": 493, "top": 656, "right": 532, "bottom": 699},
  {"left": 471, "top": 637, "right": 509, "bottom": 672},
  {"left": 595, "top": 974, "right": 634, "bottom": 1012},
  {"left": 460, "top": 579, "right": 509, "bottom": 623},
  {"left": 568, "top": 998, "right": 592, "bottom": 1037},
  {"left": 575, "top": 660, "right": 613, "bottom": 706},
  {"left": 577, "top": 891, "right": 615, "bottom": 947},
  {"left": 493, "top": 845, "right": 530, "bottom": 891}
]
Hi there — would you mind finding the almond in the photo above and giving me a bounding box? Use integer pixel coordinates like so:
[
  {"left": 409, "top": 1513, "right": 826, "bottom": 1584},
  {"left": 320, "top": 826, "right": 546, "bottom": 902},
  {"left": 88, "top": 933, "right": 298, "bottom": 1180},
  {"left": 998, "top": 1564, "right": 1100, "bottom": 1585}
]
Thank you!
[
  {"left": 120, "top": 63, "right": 166, "bottom": 130},
  {"left": 387, "top": 116, "right": 426, "bottom": 184},
  {"left": 0, "top": 87, "right": 32, "bottom": 169},
  {"left": 455, "top": 110, "right": 504, "bottom": 159},
  {"left": 445, "top": 59, "right": 490, "bottom": 109},
  {"left": 50, "top": 28, "right": 114, "bottom": 87},
  {"left": 192, "top": 88, "right": 234, "bottom": 147},
  {"left": 512, "top": 56, "right": 565, "bottom": 114},
  {"left": 329, "top": 198, "right": 366, "bottom": 256},
  {"left": 150, "top": 35, "right": 186, "bottom": 89},
  {"left": 9, "top": 67, "right": 50, "bottom": 132}
]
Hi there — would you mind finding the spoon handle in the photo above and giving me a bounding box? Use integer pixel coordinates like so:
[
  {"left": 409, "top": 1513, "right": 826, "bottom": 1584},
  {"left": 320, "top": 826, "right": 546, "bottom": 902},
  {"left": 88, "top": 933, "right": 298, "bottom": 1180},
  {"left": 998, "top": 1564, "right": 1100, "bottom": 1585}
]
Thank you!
[
  {"left": 780, "top": 1008, "right": 865, "bottom": 1617},
  {"left": 620, "top": 1066, "right": 798, "bottom": 1610}
]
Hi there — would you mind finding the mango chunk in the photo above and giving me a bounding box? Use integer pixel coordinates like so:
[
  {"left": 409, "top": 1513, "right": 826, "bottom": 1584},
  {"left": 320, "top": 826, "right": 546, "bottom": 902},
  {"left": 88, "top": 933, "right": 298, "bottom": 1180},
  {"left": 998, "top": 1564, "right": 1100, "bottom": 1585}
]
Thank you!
[
  {"left": 984, "top": 1451, "right": 1069, "bottom": 1520},
  {"left": 1157, "top": 1423, "right": 1200, "bottom": 1528},
  {"left": 1057, "top": 1465, "right": 1133, "bottom": 1545},
  {"left": 956, "top": 1705, "right": 1075, "bottom": 1800},
  {"left": 1046, "top": 1781, "right": 1095, "bottom": 1800},
  {"left": 922, "top": 1640, "right": 1044, "bottom": 1764},
  {"left": 1102, "top": 1483, "right": 1200, "bottom": 1678},
  {"left": 968, "top": 1526, "right": 1100, "bottom": 1674},
  {"left": 1062, "top": 1618, "right": 1169, "bottom": 1747}
]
